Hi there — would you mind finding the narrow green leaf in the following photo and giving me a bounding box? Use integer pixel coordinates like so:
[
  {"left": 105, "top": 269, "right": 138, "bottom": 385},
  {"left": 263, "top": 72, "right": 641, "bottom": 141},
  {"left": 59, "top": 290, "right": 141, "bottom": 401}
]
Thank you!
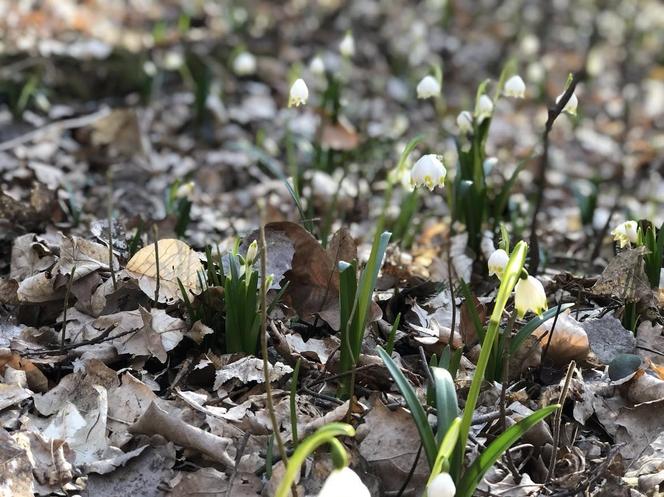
[
  {"left": 432, "top": 367, "right": 459, "bottom": 445},
  {"left": 456, "top": 404, "right": 559, "bottom": 497},
  {"left": 428, "top": 417, "right": 462, "bottom": 485},
  {"left": 377, "top": 346, "right": 437, "bottom": 467}
]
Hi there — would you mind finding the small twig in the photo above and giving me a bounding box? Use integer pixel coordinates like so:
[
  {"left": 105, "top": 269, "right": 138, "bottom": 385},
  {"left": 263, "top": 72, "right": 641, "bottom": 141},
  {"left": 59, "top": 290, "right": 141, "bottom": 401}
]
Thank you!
[
  {"left": 60, "top": 265, "right": 77, "bottom": 351},
  {"left": 24, "top": 323, "right": 137, "bottom": 357},
  {"left": 107, "top": 170, "right": 117, "bottom": 291},
  {"left": 258, "top": 203, "right": 293, "bottom": 496},
  {"left": 546, "top": 360, "right": 576, "bottom": 482},
  {"left": 395, "top": 443, "right": 422, "bottom": 497},
  {"left": 418, "top": 345, "right": 434, "bottom": 385},
  {"left": 152, "top": 225, "right": 160, "bottom": 303},
  {"left": 541, "top": 298, "right": 564, "bottom": 365},
  {"left": 226, "top": 432, "right": 251, "bottom": 497},
  {"left": 499, "top": 310, "right": 520, "bottom": 479}
]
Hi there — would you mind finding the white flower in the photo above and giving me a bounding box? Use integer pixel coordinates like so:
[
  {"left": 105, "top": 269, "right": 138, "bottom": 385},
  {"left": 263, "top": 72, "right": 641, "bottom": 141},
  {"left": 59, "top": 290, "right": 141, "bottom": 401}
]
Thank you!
[
  {"left": 309, "top": 55, "right": 326, "bottom": 76},
  {"left": 175, "top": 181, "right": 195, "bottom": 200},
  {"left": 611, "top": 220, "right": 639, "bottom": 248},
  {"left": 475, "top": 94, "right": 493, "bottom": 122},
  {"left": 503, "top": 75, "right": 526, "bottom": 98},
  {"left": 245, "top": 240, "right": 258, "bottom": 264},
  {"left": 339, "top": 32, "right": 355, "bottom": 58},
  {"left": 233, "top": 52, "right": 256, "bottom": 76},
  {"left": 488, "top": 249, "right": 509, "bottom": 279},
  {"left": 417, "top": 75, "right": 441, "bottom": 99},
  {"left": 318, "top": 467, "right": 370, "bottom": 497},
  {"left": 515, "top": 275, "right": 548, "bottom": 318},
  {"left": 556, "top": 92, "right": 578, "bottom": 115},
  {"left": 456, "top": 111, "right": 473, "bottom": 134},
  {"left": 288, "top": 78, "right": 309, "bottom": 107},
  {"left": 427, "top": 472, "right": 456, "bottom": 497},
  {"left": 410, "top": 154, "right": 446, "bottom": 190}
]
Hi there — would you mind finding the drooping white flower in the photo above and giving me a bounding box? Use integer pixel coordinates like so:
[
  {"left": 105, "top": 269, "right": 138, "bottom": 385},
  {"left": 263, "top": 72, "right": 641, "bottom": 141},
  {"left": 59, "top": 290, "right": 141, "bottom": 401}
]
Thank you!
[
  {"left": 309, "top": 55, "right": 326, "bottom": 76},
  {"left": 318, "top": 467, "right": 370, "bottom": 497},
  {"left": 556, "top": 91, "right": 578, "bottom": 115},
  {"left": 245, "top": 240, "right": 258, "bottom": 265},
  {"left": 488, "top": 249, "right": 509, "bottom": 279},
  {"left": 233, "top": 52, "right": 256, "bottom": 76},
  {"left": 503, "top": 74, "right": 526, "bottom": 98},
  {"left": 339, "top": 32, "right": 355, "bottom": 58},
  {"left": 611, "top": 220, "right": 639, "bottom": 248},
  {"left": 515, "top": 275, "right": 548, "bottom": 318},
  {"left": 175, "top": 181, "right": 195, "bottom": 200},
  {"left": 475, "top": 94, "right": 494, "bottom": 122},
  {"left": 288, "top": 78, "right": 309, "bottom": 107},
  {"left": 456, "top": 110, "right": 473, "bottom": 134},
  {"left": 427, "top": 472, "right": 456, "bottom": 497},
  {"left": 417, "top": 75, "right": 441, "bottom": 99},
  {"left": 410, "top": 154, "right": 446, "bottom": 191}
]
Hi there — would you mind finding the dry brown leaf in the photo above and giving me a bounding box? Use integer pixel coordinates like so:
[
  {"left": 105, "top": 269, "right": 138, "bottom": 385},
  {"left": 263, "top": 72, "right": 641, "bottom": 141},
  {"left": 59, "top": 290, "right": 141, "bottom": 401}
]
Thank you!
[
  {"left": 0, "top": 352, "right": 49, "bottom": 393},
  {"left": 592, "top": 247, "right": 655, "bottom": 305},
  {"left": 320, "top": 117, "right": 359, "bottom": 151},
  {"left": 532, "top": 310, "right": 589, "bottom": 365},
  {"left": 125, "top": 239, "right": 203, "bottom": 304},
  {"left": 460, "top": 292, "right": 485, "bottom": 347}
]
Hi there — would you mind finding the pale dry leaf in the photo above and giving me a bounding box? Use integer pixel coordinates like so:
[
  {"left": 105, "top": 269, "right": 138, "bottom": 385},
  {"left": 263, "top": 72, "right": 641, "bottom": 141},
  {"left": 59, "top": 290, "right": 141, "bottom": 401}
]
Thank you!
[
  {"left": 125, "top": 239, "right": 204, "bottom": 304},
  {"left": 532, "top": 310, "right": 589, "bottom": 364},
  {"left": 0, "top": 429, "right": 34, "bottom": 497}
]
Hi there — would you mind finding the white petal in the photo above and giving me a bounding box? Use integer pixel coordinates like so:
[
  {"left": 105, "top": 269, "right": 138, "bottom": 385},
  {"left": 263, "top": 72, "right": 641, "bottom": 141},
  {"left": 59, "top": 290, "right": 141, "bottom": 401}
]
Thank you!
[
  {"left": 488, "top": 249, "right": 509, "bottom": 278},
  {"left": 289, "top": 78, "right": 309, "bottom": 107},
  {"left": 417, "top": 75, "right": 441, "bottom": 99},
  {"left": 504, "top": 75, "right": 526, "bottom": 98},
  {"left": 427, "top": 472, "right": 456, "bottom": 497},
  {"left": 318, "top": 467, "right": 370, "bottom": 497}
]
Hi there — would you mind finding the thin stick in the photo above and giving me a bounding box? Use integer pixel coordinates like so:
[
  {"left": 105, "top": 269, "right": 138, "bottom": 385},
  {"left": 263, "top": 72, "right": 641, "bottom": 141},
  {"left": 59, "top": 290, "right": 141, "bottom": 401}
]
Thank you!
[
  {"left": 499, "top": 309, "right": 520, "bottom": 478},
  {"left": 395, "top": 443, "right": 422, "bottom": 497},
  {"left": 60, "top": 265, "right": 77, "bottom": 350},
  {"left": 152, "top": 225, "right": 160, "bottom": 303},
  {"left": 546, "top": 360, "right": 576, "bottom": 482},
  {"left": 258, "top": 203, "right": 293, "bottom": 495},
  {"left": 107, "top": 170, "right": 117, "bottom": 291}
]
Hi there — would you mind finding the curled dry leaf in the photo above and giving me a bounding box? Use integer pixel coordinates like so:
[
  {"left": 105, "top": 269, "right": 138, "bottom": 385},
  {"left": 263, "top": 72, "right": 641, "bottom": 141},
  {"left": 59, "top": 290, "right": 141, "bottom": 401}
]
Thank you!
[
  {"left": 125, "top": 239, "right": 204, "bottom": 304},
  {"left": 531, "top": 310, "right": 589, "bottom": 365}
]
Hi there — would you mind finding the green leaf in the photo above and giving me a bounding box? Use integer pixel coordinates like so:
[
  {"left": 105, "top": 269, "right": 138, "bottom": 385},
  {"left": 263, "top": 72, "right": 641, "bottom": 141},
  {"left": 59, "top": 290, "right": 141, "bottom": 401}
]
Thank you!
[
  {"left": 456, "top": 404, "right": 559, "bottom": 497},
  {"left": 377, "top": 346, "right": 437, "bottom": 468},
  {"left": 432, "top": 367, "right": 459, "bottom": 445},
  {"left": 509, "top": 303, "right": 575, "bottom": 355},
  {"left": 428, "top": 417, "right": 461, "bottom": 484}
]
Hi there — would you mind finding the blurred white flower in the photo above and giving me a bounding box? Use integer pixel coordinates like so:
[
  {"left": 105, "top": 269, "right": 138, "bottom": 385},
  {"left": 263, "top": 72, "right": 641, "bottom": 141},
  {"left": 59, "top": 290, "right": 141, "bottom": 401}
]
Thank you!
[
  {"left": 611, "top": 220, "right": 639, "bottom": 248},
  {"left": 289, "top": 78, "right": 309, "bottom": 107},
  {"left": 318, "top": 467, "right": 370, "bottom": 497},
  {"left": 457, "top": 110, "right": 473, "bottom": 134},
  {"left": 410, "top": 154, "right": 446, "bottom": 191},
  {"left": 427, "top": 472, "right": 456, "bottom": 497},
  {"left": 503, "top": 75, "right": 526, "bottom": 98},
  {"left": 309, "top": 55, "right": 326, "bottom": 76},
  {"left": 417, "top": 75, "right": 441, "bottom": 99},
  {"left": 175, "top": 181, "right": 195, "bottom": 200},
  {"left": 339, "top": 32, "right": 355, "bottom": 58},
  {"left": 233, "top": 52, "right": 256, "bottom": 76},
  {"left": 515, "top": 275, "right": 548, "bottom": 317},
  {"left": 475, "top": 94, "right": 493, "bottom": 122},
  {"left": 488, "top": 249, "right": 509, "bottom": 279},
  {"left": 556, "top": 92, "right": 578, "bottom": 115}
]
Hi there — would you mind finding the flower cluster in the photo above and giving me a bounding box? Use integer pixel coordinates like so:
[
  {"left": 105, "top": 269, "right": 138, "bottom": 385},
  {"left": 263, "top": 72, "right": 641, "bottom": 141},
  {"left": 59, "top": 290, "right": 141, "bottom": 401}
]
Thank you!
[{"left": 488, "top": 248, "right": 548, "bottom": 317}]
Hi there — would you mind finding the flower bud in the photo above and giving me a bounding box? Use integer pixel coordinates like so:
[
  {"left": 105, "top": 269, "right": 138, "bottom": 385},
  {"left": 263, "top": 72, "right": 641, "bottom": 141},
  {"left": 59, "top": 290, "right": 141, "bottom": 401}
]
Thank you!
[
  {"left": 475, "top": 94, "right": 493, "bottom": 122},
  {"left": 417, "top": 75, "right": 441, "bottom": 99},
  {"left": 410, "top": 154, "right": 446, "bottom": 191},
  {"left": 288, "top": 78, "right": 309, "bottom": 107},
  {"left": 318, "top": 467, "right": 370, "bottom": 497},
  {"left": 488, "top": 249, "right": 509, "bottom": 279},
  {"left": 611, "top": 220, "right": 638, "bottom": 248},
  {"left": 233, "top": 52, "right": 256, "bottom": 76},
  {"left": 503, "top": 74, "right": 526, "bottom": 98},
  {"left": 556, "top": 92, "right": 578, "bottom": 115},
  {"left": 515, "top": 275, "right": 548, "bottom": 318},
  {"left": 245, "top": 240, "right": 258, "bottom": 265},
  {"left": 456, "top": 110, "right": 473, "bottom": 134},
  {"left": 427, "top": 472, "right": 456, "bottom": 497},
  {"left": 309, "top": 55, "right": 326, "bottom": 76}
]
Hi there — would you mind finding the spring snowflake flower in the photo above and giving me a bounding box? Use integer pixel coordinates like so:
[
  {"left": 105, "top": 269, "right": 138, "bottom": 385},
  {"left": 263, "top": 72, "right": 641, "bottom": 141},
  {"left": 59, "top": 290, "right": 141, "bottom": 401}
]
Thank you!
[
  {"left": 457, "top": 110, "right": 473, "bottom": 134},
  {"left": 611, "top": 220, "right": 638, "bottom": 248},
  {"left": 318, "top": 467, "right": 370, "bottom": 497},
  {"left": 417, "top": 75, "right": 441, "bottom": 99},
  {"left": 175, "top": 181, "right": 195, "bottom": 200},
  {"left": 410, "top": 154, "right": 446, "bottom": 190},
  {"left": 427, "top": 472, "right": 456, "bottom": 497},
  {"left": 233, "top": 52, "right": 256, "bottom": 76},
  {"left": 488, "top": 249, "right": 509, "bottom": 279},
  {"left": 503, "top": 75, "right": 526, "bottom": 98},
  {"left": 309, "top": 55, "right": 326, "bottom": 76},
  {"left": 475, "top": 94, "right": 494, "bottom": 122},
  {"left": 288, "top": 78, "right": 309, "bottom": 107},
  {"left": 339, "top": 32, "right": 355, "bottom": 58},
  {"left": 245, "top": 240, "right": 258, "bottom": 265},
  {"left": 515, "top": 275, "right": 548, "bottom": 318},
  {"left": 556, "top": 92, "right": 578, "bottom": 115}
]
